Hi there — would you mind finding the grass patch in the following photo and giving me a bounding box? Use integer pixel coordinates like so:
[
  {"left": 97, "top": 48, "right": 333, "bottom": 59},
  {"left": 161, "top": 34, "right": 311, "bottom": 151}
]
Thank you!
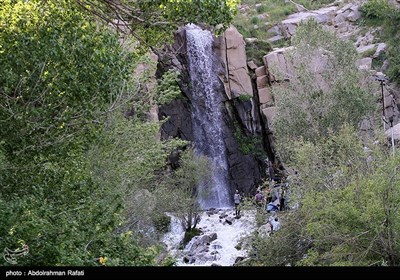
[
  {"left": 359, "top": 0, "right": 400, "bottom": 83},
  {"left": 250, "top": 16, "right": 260, "bottom": 25},
  {"left": 256, "top": 4, "right": 267, "bottom": 14},
  {"left": 245, "top": 39, "right": 273, "bottom": 66},
  {"left": 234, "top": 0, "right": 336, "bottom": 42},
  {"left": 236, "top": 0, "right": 378, "bottom": 70}
]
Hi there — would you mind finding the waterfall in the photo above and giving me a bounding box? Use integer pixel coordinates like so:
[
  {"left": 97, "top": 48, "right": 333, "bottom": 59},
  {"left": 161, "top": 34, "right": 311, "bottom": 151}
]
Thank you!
[{"left": 186, "top": 24, "right": 231, "bottom": 209}]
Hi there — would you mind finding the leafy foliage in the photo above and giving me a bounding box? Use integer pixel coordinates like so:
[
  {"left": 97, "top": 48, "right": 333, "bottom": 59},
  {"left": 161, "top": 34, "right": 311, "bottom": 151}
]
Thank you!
[
  {"left": 0, "top": 0, "right": 190, "bottom": 266},
  {"left": 234, "top": 127, "right": 264, "bottom": 157},
  {"left": 77, "top": 0, "right": 239, "bottom": 50},
  {"left": 243, "top": 17, "right": 400, "bottom": 267},
  {"left": 360, "top": 0, "right": 391, "bottom": 20},
  {"left": 0, "top": 0, "right": 137, "bottom": 162},
  {"left": 245, "top": 39, "right": 273, "bottom": 66},
  {"left": 246, "top": 127, "right": 400, "bottom": 266},
  {"left": 88, "top": 112, "right": 186, "bottom": 246},
  {"left": 0, "top": 0, "right": 241, "bottom": 266},
  {"left": 159, "top": 148, "right": 212, "bottom": 232},
  {"left": 360, "top": 0, "right": 400, "bottom": 83},
  {"left": 156, "top": 69, "right": 183, "bottom": 105},
  {"left": 271, "top": 20, "right": 377, "bottom": 161}
]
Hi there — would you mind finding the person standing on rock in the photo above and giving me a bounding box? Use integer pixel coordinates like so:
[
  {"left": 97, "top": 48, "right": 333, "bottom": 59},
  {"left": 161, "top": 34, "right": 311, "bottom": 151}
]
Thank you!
[{"left": 234, "top": 189, "right": 242, "bottom": 218}]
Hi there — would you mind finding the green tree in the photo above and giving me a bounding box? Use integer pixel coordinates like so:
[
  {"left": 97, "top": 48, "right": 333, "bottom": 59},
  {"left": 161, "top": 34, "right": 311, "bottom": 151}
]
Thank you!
[
  {"left": 0, "top": 0, "right": 137, "bottom": 163},
  {"left": 299, "top": 153, "right": 400, "bottom": 266},
  {"left": 0, "top": 0, "right": 239, "bottom": 266},
  {"left": 156, "top": 69, "right": 183, "bottom": 105},
  {"left": 271, "top": 20, "right": 377, "bottom": 161},
  {"left": 0, "top": 0, "right": 169, "bottom": 266},
  {"left": 160, "top": 148, "right": 212, "bottom": 232},
  {"left": 77, "top": 0, "right": 239, "bottom": 49},
  {"left": 243, "top": 19, "right": 400, "bottom": 267},
  {"left": 245, "top": 127, "right": 400, "bottom": 266},
  {"left": 360, "top": 0, "right": 400, "bottom": 84},
  {"left": 88, "top": 112, "right": 186, "bottom": 246}
]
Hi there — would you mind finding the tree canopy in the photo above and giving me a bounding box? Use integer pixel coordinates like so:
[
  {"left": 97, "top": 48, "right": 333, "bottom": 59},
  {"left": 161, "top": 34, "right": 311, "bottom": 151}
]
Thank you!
[
  {"left": 77, "top": 0, "right": 239, "bottom": 49},
  {"left": 271, "top": 20, "right": 377, "bottom": 161},
  {"left": 243, "top": 20, "right": 400, "bottom": 267},
  {"left": 0, "top": 0, "right": 238, "bottom": 266}
]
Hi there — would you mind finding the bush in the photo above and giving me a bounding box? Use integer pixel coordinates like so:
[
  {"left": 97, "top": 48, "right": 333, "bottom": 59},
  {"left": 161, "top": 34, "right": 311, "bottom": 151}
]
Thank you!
[
  {"left": 272, "top": 20, "right": 376, "bottom": 155},
  {"left": 256, "top": 4, "right": 267, "bottom": 14},
  {"left": 181, "top": 228, "right": 202, "bottom": 248},
  {"left": 245, "top": 39, "right": 273, "bottom": 66},
  {"left": 153, "top": 214, "right": 172, "bottom": 233},
  {"left": 234, "top": 127, "right": 264, "bottom": 157},
  {"left": 157, "top": 69, "right": 183, "bottom": 105},
  {"left": 251, "top": 16, "right": 260, "bottom": 25},
  {"left": 245, "top": 128, "right": 400, "bottom": 266},
  {"left": 237, "top": 94, "right": 252, "bottom": 101},
  {"left": 360, "top": 0, "right": 390, "bottom": 20}
]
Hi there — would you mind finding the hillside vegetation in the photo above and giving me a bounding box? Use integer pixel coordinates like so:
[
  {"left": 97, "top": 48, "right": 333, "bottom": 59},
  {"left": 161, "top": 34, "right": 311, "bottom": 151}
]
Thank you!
[
  {"left": 235, "top": 0, "right": 400, "bottom": 266},
  {"left": 1, "top": 0, "right": 399, "bottom": 267},
  {"left": 0, "top": 0, "right": 235, "bottom": 266}
]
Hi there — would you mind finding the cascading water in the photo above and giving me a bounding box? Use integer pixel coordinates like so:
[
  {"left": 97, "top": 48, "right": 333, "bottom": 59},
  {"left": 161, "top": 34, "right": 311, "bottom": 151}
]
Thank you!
[{"left": 186, "top": 24, "right": 231, "bottom": 209}]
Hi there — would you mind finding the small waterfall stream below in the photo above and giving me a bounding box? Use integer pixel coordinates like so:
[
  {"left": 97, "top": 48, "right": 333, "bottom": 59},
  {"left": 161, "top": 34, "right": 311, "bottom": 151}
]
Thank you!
[{"left": 163, "top": 209, "right": 256, "bottom": 266}]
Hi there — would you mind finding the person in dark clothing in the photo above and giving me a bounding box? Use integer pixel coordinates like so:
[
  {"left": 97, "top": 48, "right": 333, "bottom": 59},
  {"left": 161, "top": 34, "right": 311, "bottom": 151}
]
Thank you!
[
  {"left": 279, "top": 187, "right": 287, "bottom": 211},
  {"left": 268, "top": 163, "right": 276, "bottom": 181}
]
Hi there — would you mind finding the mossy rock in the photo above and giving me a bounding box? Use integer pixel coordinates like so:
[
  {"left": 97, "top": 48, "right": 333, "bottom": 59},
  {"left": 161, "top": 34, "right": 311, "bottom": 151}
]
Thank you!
[{"left": 180, "top": 228, "right": 202, "bottom": 248}]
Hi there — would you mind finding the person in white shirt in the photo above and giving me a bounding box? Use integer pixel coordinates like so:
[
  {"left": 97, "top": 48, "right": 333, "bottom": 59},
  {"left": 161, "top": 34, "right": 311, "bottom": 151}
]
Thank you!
[{"left": 271, "top": 217, "right": 281, "bottom": 231}]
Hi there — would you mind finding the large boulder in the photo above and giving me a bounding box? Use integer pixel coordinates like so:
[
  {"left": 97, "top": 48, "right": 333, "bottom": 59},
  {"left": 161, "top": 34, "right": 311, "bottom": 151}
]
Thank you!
[
  {"left": 214, "top": 25, "right": 253, "bottom": 99},
  {"left": 279, "top": 6, "right": 337, "bottom": 38},
  {"left": 263, "top": 47, "right": 294, "bottom": 82}
]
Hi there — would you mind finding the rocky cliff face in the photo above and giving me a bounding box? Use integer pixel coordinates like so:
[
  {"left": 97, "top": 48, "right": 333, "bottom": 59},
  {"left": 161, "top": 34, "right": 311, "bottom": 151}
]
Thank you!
[
  {"left": 157, "top": 26, "right": 275, "bottom": 196},
  {"left": 264, "top": 0, "right": 400, "bottom": 143},
  {"left": 156, "top": 1, "right": 400, "bottom": 198}
]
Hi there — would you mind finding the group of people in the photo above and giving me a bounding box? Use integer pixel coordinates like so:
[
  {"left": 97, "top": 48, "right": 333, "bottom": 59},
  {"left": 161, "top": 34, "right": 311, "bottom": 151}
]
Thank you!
[
  {"left": 233, "top": 181, "right": 288, "bottom": 214},
  {"left": 232, "top": 178, "right": 289, "bottom": 236},
  {"left": 255, "top": 182, "right": 288, "bottom": 213},
  {"left": 232, "top": 161, "right": 291, "bottom": 235}
]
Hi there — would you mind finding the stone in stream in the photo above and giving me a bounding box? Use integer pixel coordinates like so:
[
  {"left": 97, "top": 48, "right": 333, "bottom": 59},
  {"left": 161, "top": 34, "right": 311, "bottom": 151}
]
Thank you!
[{"left": 224, "top": 217, "right": 234, "bottom": 225}]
